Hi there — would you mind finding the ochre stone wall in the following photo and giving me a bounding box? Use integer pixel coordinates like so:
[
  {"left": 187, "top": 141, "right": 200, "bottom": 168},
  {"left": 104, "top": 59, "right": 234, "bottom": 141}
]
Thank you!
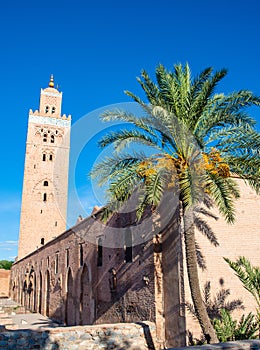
[
  {"left": 10, "top": 213, "right": 156, "bottom": 329},
  {"left": 183, "top": 178, "right": 260, "bottom": 341},
  {"left": 0, "top": 270, "right": 10, "bottom": 297}
]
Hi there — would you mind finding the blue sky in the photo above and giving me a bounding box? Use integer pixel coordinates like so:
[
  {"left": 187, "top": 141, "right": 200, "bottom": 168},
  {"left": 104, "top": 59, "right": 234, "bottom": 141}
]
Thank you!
[{"left": 1, "top": 0, "right": 260, "bottom": 260}]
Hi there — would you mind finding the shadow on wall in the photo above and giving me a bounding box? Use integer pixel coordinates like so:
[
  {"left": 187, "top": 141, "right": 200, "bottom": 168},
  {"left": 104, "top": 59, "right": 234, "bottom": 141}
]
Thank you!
[
  {"left": 136, "top": 322, "right": 156, "bottom": 350},
  {"left": 46, "top": 236, "right": 157, "bottom": 326}
]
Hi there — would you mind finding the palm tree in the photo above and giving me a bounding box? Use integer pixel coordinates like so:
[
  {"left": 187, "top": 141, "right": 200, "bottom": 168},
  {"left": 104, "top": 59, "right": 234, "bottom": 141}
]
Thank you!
[
  {"left": 224, "top": 256, "right": 260, "bottom": 335},
  {"left": 91, "top": 63, "right": 260, "bottom": 343}
]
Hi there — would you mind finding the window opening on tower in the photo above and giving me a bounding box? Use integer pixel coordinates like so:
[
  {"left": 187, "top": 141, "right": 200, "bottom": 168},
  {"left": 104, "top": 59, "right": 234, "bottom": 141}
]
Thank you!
[{"left": 97, "top": 238, "right": 103, "bottom": 267}]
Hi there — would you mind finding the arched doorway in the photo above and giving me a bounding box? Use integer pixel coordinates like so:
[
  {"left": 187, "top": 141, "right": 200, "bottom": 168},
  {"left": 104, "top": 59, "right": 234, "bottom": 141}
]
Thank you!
[
  {"left": 33, "top": 274, "right": 37, "bottom": 312},
  {"left": 65, "top": 268, "right": 74, "bottom": 325},
  {"left": 12, "top": 277, "right": 18, "bottom": 302},
  {"left": 22, "top": 280, "right": 27, "bottom": 307},
  {"left": 45, "top": 270, "right": 50, "bottom": 317},
  {"left": 17, "top": 276, "right": 20, "bottom": 303},
  {"left": 28, "top": 279, "right": 33, "bottom": 310},
  {"left": 80, "top": 264, "right": 91, "bottom": 325},
  {"left": 38, "top": 272, "right": 42, "bottom": 314},
  {"left": 18, "top": 277, "right": 22, "bottom": 305}
]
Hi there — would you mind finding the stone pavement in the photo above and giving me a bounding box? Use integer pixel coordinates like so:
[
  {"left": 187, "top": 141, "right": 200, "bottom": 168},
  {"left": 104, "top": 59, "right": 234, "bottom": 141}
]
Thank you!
[
  {"left": 0, "top": 297, "right": 60, "bottom": 330},
  {"left": 0, "top": 298, "right": 158, "bottom": 349}
]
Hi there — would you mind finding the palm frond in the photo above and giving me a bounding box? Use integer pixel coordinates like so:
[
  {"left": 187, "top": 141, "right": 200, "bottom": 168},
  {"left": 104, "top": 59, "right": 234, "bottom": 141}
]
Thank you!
[
  {"left": 90, "top": 152, "right": 145, "bottom": 186},
  {"left": 224, "top": 257, "right": 260, "bottom": 308},
  {"left": 205, "top": 174, "right": 238, "bottom": 224},
  {"left": 225, "top": 156, "right": 260, "bottom": 193},
  {"left": 98, "top": 129, "right": 162, "bottom": 152},
  {"left": 101, "top": 109, "right": 156, "bottom": 136},
  {"left": 124, "top": 90, "right": 146, "bottom": 107},
  {"left": 208, "top": 123, "right": 259, "bottom": 148},
  {"left": 144, "top": 169, "right": 165, "bottom": 207},
  {"left": 137, "top": 69, "right": 164, "bottom": 106},
  {"left": 191, "top": 69, "right": 228, "bottom": 131},
  {"left": 195, "top": 91, "right": 259, "bottom": 143},
  {"left": 108, "top": 165, "right": 142, "bottom": 202}
]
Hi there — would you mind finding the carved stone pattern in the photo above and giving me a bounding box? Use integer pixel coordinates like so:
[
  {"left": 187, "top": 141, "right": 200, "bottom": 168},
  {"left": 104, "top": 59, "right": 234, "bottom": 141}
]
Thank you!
[
  {"left": 29, "top": 115, "right": 71, "bottom": 127},
  {"left": 34, "top": 126, "right": 64, "bottom": 137},
  {"left": 46, "top": 96, "right": 57, "bottom": 106}
]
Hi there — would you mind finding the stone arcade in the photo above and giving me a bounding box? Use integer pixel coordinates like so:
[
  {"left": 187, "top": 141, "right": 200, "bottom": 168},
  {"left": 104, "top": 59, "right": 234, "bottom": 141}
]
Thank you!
[{"left": 10, "top": 78, "right": 260, "bottom": 348}]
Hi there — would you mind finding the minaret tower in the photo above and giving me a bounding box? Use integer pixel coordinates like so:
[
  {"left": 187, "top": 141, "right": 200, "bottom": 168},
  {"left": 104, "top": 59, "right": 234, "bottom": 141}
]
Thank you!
[{"left": 18, "top": 76, "right": 71, "bottom": 260}]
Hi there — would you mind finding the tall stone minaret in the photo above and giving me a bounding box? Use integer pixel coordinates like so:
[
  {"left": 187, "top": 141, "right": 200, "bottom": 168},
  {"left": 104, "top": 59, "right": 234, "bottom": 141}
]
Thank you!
[{"left": 18, "top": 76, "right": 71, "bottom": 260}]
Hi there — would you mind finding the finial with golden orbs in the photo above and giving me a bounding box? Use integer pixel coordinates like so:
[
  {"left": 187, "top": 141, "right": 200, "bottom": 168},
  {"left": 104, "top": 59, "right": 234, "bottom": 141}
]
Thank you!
[{"left": 48, "top": 74, "right": 55, "bottom": 88}]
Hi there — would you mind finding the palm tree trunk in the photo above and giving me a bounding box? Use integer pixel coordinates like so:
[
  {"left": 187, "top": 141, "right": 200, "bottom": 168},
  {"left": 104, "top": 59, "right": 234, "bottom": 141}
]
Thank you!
[{"left": 183, "top": 207, "right": 218, "bottom": 344}]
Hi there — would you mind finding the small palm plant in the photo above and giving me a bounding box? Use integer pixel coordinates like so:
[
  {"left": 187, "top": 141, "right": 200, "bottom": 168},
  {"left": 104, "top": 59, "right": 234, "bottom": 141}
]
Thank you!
[
  {"left": 187, "top": 280, "right": 244, "bottom": 344},
  {"left": 224, "top": 256, "right": 260, "bottom": 336},
  {"left": 213, "top": 309, "right": 258, "bottom": 342}
]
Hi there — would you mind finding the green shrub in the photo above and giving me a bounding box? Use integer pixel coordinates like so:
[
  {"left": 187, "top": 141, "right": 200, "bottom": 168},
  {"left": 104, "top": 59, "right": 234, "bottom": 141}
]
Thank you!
[
  {"left": 213, "top": 309, "right": 258, "bottom": 342},
  {"left": 0, "top": 260, "right": 13, "bottom": 270}
]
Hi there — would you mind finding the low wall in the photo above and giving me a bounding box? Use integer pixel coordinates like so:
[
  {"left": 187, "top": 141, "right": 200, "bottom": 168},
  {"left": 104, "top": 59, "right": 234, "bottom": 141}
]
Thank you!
[
  {"left": 170, "top": 339, "right": 260, "bottom": 349},
  {"left": 0, "top": 321, "right": 157, "bottom": 349},
  {"left": 0, "top": 269, "right": 10, "bottom": 298}
]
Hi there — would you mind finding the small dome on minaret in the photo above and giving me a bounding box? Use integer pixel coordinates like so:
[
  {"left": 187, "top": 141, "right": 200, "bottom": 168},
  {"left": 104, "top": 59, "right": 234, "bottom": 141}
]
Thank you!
[{"left": 48, "top": 74, "right": 55, "bottom": 88}]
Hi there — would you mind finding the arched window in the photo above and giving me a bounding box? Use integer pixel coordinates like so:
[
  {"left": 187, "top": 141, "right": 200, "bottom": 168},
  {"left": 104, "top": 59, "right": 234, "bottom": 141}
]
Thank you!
[
  {"left": 66, "top": 249, "right": 69, "bottom": 268},
  {"left": 49, "top": 154, "right": 53, "bottom": 161},
  {"left": 45, "top": 106, "right": 49, "bottom": 114},
  {"left": 43, "top": 181, "right": 48, "bottom": 186},
  {"left": 42, "top": 154, "right": 46, "bottom": 161},
  {"left": 97, "top": 238, "right": 103, "bottom": 266},
  {"left": 43, "top": 134, "right": 47, "bottom": 142},
  {"left": 124, "top": 229, "right": 132, "bottom": 263},
  {"left": 55, "top": 253, "right": 59, "bottom": 274},
  {"left": 51, "top": 107, "right": 56, "bottom": 114},
  {"left": 43, "top": 193, "right": 47, "bottom": 202},
  {"left": 50, "top": 135, "right": 55, "bottom": 143},
  {"left": 79, "top": 244, "right": 84, "bottom": 267},
  {"left": 41, "top": 238, "right": 45, "bottom": 245}
]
